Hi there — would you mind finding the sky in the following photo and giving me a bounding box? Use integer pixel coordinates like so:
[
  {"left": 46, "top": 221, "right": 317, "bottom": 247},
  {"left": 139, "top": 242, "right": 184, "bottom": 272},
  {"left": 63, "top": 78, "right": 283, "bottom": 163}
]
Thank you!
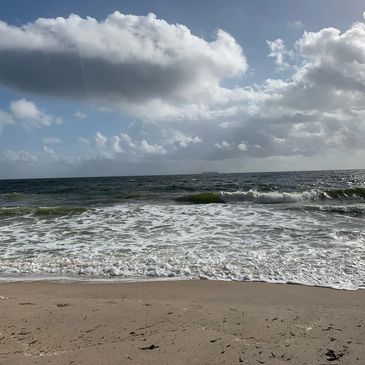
[{"left": 0, "top": 0, "right": 365, "bottom": 178}]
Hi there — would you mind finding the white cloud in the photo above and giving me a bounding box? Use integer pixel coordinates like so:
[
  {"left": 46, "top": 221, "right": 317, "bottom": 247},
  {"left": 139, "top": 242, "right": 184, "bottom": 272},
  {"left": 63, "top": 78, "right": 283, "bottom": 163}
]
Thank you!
[
  {"left": 235, "top": 20, "right": 365, "bottom": 158},
  {"left": 120, "top": 133, "right": 136, "bottom": 148},
  {"left": 92, "top": 131, "right": 123, "bottom": 159},
  {"left": 215, "top": 140, "right": 233, "bottom": 150},
  {"left": 238, "top": 141, "right": 248, "bottom": 151},
  {"left": 74, "top": 111, "right": 87, "bottom": 119},
  {"left": 95, "top": 131, "right": 108, "bottom": 147},
  {"left": 141, "top": 140, "right": 166, "bottom": 155},
  {"left": 94, "top": 132, "right": 119, "bottom": 157},
  {"left": 2, "top": 14, "right": 365, "bottom": 176},
  {"left": 81, "top": 130, "right": 201, "bottom": 161},
  {"left": 163, "top": 130, "right": 202, "bottom": 148},
  {"left": 10, "top": 98, "right": 62, "bottom": 127},
  {"left": 0, "top": 12, "right": 248, "bottom": 120},
  {"left": 267, "top": 38, "right": 294, "bottom": 70},
  {"left": 1, "top": 149, "right": 37, "bottom": 162}
]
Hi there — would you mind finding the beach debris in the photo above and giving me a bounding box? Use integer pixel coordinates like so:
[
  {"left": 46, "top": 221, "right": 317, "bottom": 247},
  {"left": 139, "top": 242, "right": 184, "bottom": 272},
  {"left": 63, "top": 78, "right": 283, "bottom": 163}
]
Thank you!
[
  {"left": 56, "top": 303, "right": 71, "bottom": 307},
  {"left": 19, "top": 302, "right": 36, "bottom": 305},
  {"left": 140, "top": 344, "right": 159, "bottom": 350},
  {"left": 323, "top": 325, "right": 342, "bottom": 332},
  {"left": 325, "top": 349, "right": 344, "bottom": 361}
]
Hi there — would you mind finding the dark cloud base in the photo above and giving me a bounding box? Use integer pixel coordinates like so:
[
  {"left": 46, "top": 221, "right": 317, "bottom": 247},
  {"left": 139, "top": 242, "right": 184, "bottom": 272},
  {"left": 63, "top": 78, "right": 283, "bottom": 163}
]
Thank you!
[{"left": 0, "top": 50, "right": 193, "bottom": 101}]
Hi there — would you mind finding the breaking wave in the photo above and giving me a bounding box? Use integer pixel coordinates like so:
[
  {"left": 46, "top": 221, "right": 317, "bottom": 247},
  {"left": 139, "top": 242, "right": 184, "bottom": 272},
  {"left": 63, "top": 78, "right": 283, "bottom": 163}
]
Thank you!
[{"left": 176, "top": 187, "right": 365, "bottom": 204}]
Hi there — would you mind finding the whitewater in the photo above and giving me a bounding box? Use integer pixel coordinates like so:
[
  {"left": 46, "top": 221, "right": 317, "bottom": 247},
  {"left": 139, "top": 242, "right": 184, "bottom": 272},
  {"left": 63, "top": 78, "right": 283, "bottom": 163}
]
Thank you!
[{"left": 0, "top": 170, "right": 364, "bottom": 289}]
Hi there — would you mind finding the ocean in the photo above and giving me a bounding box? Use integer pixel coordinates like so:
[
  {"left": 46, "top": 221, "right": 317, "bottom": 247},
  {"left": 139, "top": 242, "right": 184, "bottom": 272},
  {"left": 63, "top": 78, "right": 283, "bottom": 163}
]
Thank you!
[{"left": 0, "top": 169, "right": 364, "bottom": 289}]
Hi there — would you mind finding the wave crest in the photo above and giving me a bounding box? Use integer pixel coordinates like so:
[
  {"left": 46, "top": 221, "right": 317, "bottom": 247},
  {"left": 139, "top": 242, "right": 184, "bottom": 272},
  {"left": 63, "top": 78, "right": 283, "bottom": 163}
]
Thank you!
[
  {"left": 176, "top": 187, "right": 365, "bottom": 204},
  {"left": 222, "top": 190, "right": 320, "bottom": 204}
]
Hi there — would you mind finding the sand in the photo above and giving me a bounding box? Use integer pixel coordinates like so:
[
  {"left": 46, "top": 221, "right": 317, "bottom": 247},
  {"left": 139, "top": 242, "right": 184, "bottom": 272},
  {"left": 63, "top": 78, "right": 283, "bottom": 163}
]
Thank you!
[{"left": 0, "top": 280, "right": 364, "bottom": 364}]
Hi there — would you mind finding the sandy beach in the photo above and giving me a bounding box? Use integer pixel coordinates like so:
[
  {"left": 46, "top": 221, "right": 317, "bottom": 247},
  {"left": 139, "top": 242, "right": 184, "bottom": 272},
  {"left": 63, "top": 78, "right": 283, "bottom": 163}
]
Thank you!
[{"left": 0, "top": 281, "right": 364, "bottom": 364}]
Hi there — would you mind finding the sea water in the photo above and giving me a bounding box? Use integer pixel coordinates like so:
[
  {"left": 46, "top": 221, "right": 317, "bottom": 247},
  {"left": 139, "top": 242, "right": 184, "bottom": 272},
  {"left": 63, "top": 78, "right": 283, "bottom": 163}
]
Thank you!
[{"left": 0, "top": 170, "right": 364, "bottom": 289}]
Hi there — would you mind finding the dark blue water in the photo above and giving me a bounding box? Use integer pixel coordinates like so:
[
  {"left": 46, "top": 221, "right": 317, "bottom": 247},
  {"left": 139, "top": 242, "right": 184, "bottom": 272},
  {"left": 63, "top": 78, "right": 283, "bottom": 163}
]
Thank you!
[
  {"left": 1, "top": 169, "right": 365, "bottom": 207},
  {"left": 0, "top": 170, "right": 364, "bottom": 288}
]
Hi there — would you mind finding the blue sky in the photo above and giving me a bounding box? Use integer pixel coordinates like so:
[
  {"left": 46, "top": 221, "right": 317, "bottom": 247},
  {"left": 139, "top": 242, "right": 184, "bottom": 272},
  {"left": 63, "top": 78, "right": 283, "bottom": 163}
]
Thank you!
[{"left": 0, "top": 0, "right": 365, "bottom": 178}]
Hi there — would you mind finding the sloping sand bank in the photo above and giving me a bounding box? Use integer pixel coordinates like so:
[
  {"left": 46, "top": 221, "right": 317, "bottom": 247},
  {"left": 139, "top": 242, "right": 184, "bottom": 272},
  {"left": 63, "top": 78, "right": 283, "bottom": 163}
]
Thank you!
[{"left": 0, "top": 280, "right": 364, "bottom": 364}]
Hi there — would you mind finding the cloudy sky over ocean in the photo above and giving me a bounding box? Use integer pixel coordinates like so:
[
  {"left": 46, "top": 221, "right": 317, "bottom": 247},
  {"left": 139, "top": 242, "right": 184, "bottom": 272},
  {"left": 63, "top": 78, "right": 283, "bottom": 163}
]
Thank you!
[{"left": 0, "top": 0, "right": 365, "bottom": 178}]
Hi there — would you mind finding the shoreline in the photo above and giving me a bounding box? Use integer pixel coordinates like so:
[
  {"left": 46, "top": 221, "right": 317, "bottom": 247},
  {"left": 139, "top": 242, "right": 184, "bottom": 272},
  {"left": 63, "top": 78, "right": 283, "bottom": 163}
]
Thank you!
[
  {"left": 0, "top": 280, "right": 364, "bottom": 364},
  {"left": 0, "top": 275, "right": 363, "bottom": 291}
]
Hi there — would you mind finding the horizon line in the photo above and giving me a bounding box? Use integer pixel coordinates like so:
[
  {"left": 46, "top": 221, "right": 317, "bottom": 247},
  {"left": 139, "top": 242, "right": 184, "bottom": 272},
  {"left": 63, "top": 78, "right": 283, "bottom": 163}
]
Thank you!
[{"left": 0, "top": 167, "right": 364, "bottom": 181}]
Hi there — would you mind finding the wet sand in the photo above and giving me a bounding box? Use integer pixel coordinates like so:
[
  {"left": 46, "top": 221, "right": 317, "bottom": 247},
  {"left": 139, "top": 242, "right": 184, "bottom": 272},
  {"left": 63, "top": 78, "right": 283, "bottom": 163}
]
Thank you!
[{"left": 0, "top": 280, "right": 364, "bottom": 364}]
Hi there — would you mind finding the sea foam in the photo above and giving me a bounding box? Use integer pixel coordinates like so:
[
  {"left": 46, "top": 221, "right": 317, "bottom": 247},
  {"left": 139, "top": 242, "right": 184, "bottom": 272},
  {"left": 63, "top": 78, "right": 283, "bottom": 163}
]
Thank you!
[{"left": 0, "top": 202, "right": 364, "bottom": 289}]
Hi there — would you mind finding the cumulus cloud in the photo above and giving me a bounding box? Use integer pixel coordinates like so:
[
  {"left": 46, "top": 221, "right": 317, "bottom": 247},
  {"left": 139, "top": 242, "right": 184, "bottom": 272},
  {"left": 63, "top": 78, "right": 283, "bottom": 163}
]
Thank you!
[
  {"left": 0, "top": 149, "right": 38, "bottom": 163},
  {"left": 140, "top": 140, "right": 166, "bottom": 155},
  {"left": 10, "top": 98, "right": 62, "bottom": 127},
  {"left": 0, "top": 12, "right": 247, "bottom": 120},
  {"left": 2, "top": 13, "right": 365, "bottom": 176},
  {"left": 75, "top": 125, "right": 212, "bottom": 164},
  {"left": 89, "top": 131, "right": 168, "bottom": 160},
  {"left": 237, "top": 141, "right": 248, "bottom": 151},
  {"left": 179, "top": 19, "right": 365, "bottom": 162},
  {"left": 215, "top": 140, "right": 233, "bottom": 150},
  {"left": 163, "top": 130, "right": 202, "bottom": 148},
  {"left": 267, "top": 38, "right": 294, "bottom": 70},
  {"left": 229, "top": 20, "right": 365, "bottom": 159},
  {"left": 272, "top": 23, "right": 365, "bottom": 111}
]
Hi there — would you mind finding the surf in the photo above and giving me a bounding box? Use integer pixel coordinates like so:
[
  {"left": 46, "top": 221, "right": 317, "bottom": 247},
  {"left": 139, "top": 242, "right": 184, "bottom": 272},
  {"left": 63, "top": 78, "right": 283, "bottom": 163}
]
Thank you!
[{"left": 176, "top": 187, "right": 365, "bottom": 204}]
